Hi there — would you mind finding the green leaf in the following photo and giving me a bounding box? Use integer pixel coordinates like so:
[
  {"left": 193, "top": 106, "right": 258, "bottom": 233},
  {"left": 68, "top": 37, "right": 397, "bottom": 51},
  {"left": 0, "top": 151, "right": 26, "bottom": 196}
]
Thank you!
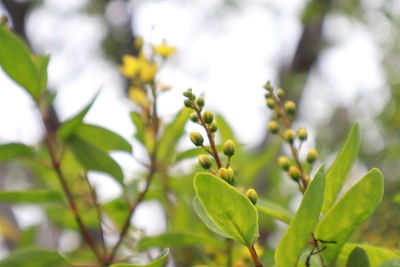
[
  {"left": 57, "top": 92, "right": 100, "bottom": 141},
  {"left": 192, "top": 197, "right": 230, "bottom": 238},
  {"left": 31, "top": 55, "right": 50, "bottom": 95},
  {"left": 346, "top": 247, "right": 371, "bottom": 267},
  {"left": 0, "top": 143, "right": 35, "bottom": 162},
  {"left": 137, "top": 232, "right": 221, "bottom": 251},
  {"left": 0, "top": 190, "right": 64, "bottom": 204},
  {"left": 194, "top": 172, "right": 259, "bottom": 246},
  {"left": 68, "top": 136, "right": 124, "bottom": 184},
  {"left": 380, "top": 259, "right": 400, "bottom": 267},
  {"left": 256, "top": 198, "right": 292, "bottom": 224},
  {"left": 315, "top": 168, "right": 384, "bottom": 265},
  {"left": 322, "top": 123, "right": 361, "bottom": 213},
  {"left": 0, "top": 248, "right": 69, "bottom": 267},
  {"left": 110, "top": 250, "right": 168, "bottom": 267},
  {"left": 275, "top": 167, "right": 325, "bottom": 267},
  {"left": 75, "top": 123, "right": 132, "bottom": 153},
  {"left": 337, "top": 244, "right": 400, "bottom": 267},
  {"left": 175, "top": 145, "right": 223, "bottom": 162},
  {"left": 158, "top": 108, "right": 191, "bottom": 163},
  {"left": 130, "top": 111, "right": 146, "bottom": 144},
  {"left": 0, "top": 26, "right": 41, "bottom": 100}
]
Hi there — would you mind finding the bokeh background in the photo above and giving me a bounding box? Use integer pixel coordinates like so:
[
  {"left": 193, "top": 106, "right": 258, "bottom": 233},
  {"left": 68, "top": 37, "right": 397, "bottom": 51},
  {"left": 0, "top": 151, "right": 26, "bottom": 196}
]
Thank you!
[{"left": 1, "top": 0, "right": 400, "bottom": 262}]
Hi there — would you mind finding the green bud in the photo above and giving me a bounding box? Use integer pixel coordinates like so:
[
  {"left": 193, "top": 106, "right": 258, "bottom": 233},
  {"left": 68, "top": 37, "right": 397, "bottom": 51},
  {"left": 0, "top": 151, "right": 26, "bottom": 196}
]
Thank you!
[
  {"left": 268, "top": 121, "right": 280, "bottom": 134},
  {"left": 184, "top": 99, "right": 192, "bottom": 108},
  {"left": 277, "top": 88, "right": 285, "bottom": 98},
  {"left": 196, "top": 97, "right": 205, "bottom": 107},
  {"left": 297, "top": 127, "right": 308, "bottom": 141},
  {"left": 189, "top": 132, "right": 204, "bottom": 146},
  {"left": 306, "top": 149, "right": 318, "bottom": 164},
  {"left": 264, "top": 93, "right": 271, "bottom": 99},
  {"left": 202, "top": 110, "right": 214, "bottom": 124},
  {"left": 190, "top": 112, "right": 199, "bottom": 123},
  {"left": 284, "top": 129, "right": 296, "bottom": 144},
  {"left": 223, "top": 139, "right": 235, "bottom": 157},
  {"left": 278, "top": 156, "right": 291, "bottom": 171},
  {"left": 218, "top": 167, "right": 235, "bottom": 184},
  {"left": 183, "top": 89, "right": 193, "bottom": 98},
  {"left": 210, "top": 121, "right": 218, "bottom": 132},
  {"left": 288, "top": 166, "right": 301, "bottom": 181},
  {"left": 198, "top": 154, "right": 212, "bottom": 169},
  {"left": 246, "top": 188, "right": 258, "bottom": 205},
  {"left": 284, "top": 101, "right": 296, "bottom": 115},
  {"left": 266, "top": 98, "right": 275, "bottom": 109},
  {"left": 227, "top": 167, "right": 235, "bottom": 184},
  {"left": 263, "top": 81, "right": 273, "bottom": 91}
]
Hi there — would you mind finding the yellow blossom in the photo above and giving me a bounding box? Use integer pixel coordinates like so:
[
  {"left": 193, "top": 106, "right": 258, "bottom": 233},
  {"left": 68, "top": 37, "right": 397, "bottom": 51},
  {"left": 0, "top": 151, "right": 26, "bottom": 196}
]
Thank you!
[
  {"left": 139, "top": 60, "right": 157, "bottom": 82},
  {"left": 154, "top": 40, "right": 176, "bottom": 58},
  {"left": 119, "top": 55, "right": 141, "bottom": 78},
  {"left": 128, "top": 87, "right": 149, "bottom": 107},
  {"left": 119, "top": 55, "right": 157, "bottom": 82}
]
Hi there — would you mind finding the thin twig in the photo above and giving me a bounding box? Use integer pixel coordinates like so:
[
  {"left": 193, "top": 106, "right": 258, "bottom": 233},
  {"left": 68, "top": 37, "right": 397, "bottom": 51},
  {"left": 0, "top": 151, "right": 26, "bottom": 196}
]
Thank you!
[{"left": 248, "top": 244, "right": 263, "bottom": 267}]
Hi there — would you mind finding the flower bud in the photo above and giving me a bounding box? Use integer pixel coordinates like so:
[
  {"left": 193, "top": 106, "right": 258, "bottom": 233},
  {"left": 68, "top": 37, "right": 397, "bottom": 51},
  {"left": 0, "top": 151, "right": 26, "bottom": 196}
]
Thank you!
[
  {"left": 263, "top": 81, "right": 273, "bottom": 91},
  {"left": 268, "top": 121, "right": 280, "bottom": 134},
  {"left": 266, "top": 98, "right": 275, "bottom": 109},
  {"left": 284, "top": 101, "right": 296, "bottom": 115},
  {"left": 288, "top": 166, "right": 301, "bottom": 181},
  {"left": 198, "top": 155, "right": 212, "bottom": 169},
  {"left": 246, "top": 188, "right": 258, "bottom": 205},
  {"left": 297, "top": 127, "right": 308, "bottom": 141},
  {"left": 184, "top": 99, "right": 192, "bottom": 108},
  {"left": 190, "top": 113, "right": 199, "bottom": 123},
  {"left": 202, "top": 110, "right": 214, "bottom": 124},
  {"left": 306, "top": 149, "right": 318, "bottom": 164},
  {"left": 218, "top": 167, "right": 234, "bottom": 184},
  {"left": 196, "top": 97, "right": 205, "bottom": 108},
  {"left": 278, "top": 156, "right": 291, "bottom": 171},
  {"left": 277, "top": 88, "right": 285, "bottom": 98},
  {"left": 183, "top": 89, "right": 192, "bottom": 98},
  {"left": 284, "top": 129, "right": 296, "bottom": 144},
  {"left": 223, "top": 139, "right": 235, "bottom": 157},
  {"left": 189, "top": 132, "right": 204, "bottom": 146},
  {"left": 210, "top": 122, "right": 218, "bottom": 132},
  {"left": 227, "top": 167, "right": 235, "bottom": 185}
]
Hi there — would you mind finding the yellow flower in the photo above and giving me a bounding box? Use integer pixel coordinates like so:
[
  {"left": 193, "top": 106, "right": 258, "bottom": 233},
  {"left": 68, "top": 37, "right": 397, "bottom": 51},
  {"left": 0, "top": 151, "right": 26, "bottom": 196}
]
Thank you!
[
  {"left": 139, "top": 60, "right": 157, "bottom": 82},
  {"left": 154, "top": 40, "right": 176, "bottom": 58},
  {"left": 128, "top": 87, "right": 149, "bottom": 107},
  {"left": 119, "top": 55, "right": 141, "bottom": 78},
  {"left": 119, "top": 54, "right": 157, "bottom": 82}
]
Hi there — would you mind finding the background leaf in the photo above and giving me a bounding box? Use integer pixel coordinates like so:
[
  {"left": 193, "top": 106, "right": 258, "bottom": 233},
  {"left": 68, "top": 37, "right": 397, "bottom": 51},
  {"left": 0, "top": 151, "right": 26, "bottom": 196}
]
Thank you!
[
  {"left": 275, "top": 167, "right": 325, "bottom": 267},
  {"left": 322, "top": 123, "right": 360, "bottom": 213},
  {"left": 111, "top": 250, "right": 168, "bottom": 267},
  {"left": 0, "top": 143, "right": 35, "bottom": 162},
  {"left": 256, "top": 198, "right": 292, "bottom": 224},
  {"left": 0, "top": 190, "right": 64, "bottom": 204},
  {"left": 337, "top": 244, "right": 400, "bottom": 267},
  {"left": 0, "top": 249, "right": 69, "bottom": 267},
  {"left": 316, "top": 168, "right": 384, "bottom": 265},
  {"left": 346, "top": 247, "right": 371, "bottom": 267},
  {"left": 194, "top": 172, "right": 259, "bottom": 246}
]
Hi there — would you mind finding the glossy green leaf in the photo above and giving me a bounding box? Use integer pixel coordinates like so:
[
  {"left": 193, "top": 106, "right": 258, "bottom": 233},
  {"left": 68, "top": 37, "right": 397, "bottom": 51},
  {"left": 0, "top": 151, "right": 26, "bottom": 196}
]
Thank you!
[
  {"left": 110, "top": 250, "right": 168, "bottom": 267},
  {"left": 379, "top": 259, "right": 400, "bottom": 267},
  {"left": 346, "top": 247, "right": 370, "bottom": 267},
  {"left": 315, "top": 168, "right": 384, "bottom": 265},
  {"left": 158, "top": 108, "right": 191, "bottom": 163},
  {"left": 68, "top": 136, "right": 124, "bottom": 184},
  {"left": 337, "top": 244, "right": 399, "bottom": 267},
  {"left": 57, "top": 92, "right": 100, "bottom": 141},
  {"left": 0, "top": 26, "right": 40, "bottom": 100},
  {"left": 322, "top": 123, "right": 360, "bottom": 213},
  {"left": 275, "top": 167, "right": 325, "bottom": 267},
  {"left": 75, "top": 123, "right": 132, "bottom": 153},
  {"left": 0, "top": 143, "right": 35, "bottom": 162},
  {"left": 194, "top": 172, "right": 259, "bottom": 246},
  {"left": 256, "top": 198, "right": 292, "bottom": 224},
  {"left": 138, "top": 232, "right": 221, "bottom": 251},
  {"left": 192, "top": 197, "right": 230, "bottom": 238},
  {"left": 31, "top": 55, "right": 50, "bottom": 95},
  {"left": 0, "top": 190, "right": 64, "bottom": 204},
  {"left": 0, "top": 249, "right": 69, "bottom": 267}
]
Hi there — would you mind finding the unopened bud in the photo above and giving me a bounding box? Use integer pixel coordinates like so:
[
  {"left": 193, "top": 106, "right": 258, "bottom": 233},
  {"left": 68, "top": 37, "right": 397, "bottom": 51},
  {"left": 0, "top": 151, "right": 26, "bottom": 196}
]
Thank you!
[
  {"left": 184, "top": 99, "right": 192, "bottom": 108},
  {"left": 268, "top": 121, "right": 280, "bottom": 134},
  {"left": 183, "top": 89, "right": 192, "bottom": 98},
  {"left": 190, "top": 132, "right": 204, "bottom": 146},
  {"left": 223, "top": 139, "right": 235, "bottom": 157},
  {"left": 306, "top": 149, "right": 318, "bottom": 164},
  {"left": 278, "top": 156, "right": 291, "bottom": 171},
  {"left": 196, "top": 97, "right": 205, "bottom": 108},
  {"left": 202, "top": 110, "right": 214, "bottom": 124},
  {"left": 190, "top": 113, "right": 199, "bottom": 123},
  {"left": 266, "top": 98, "right": 275, "bottom": 109},
  {"left": 284, "top": 101, "right": 296, "bottom": 115},
  {"left": 297, "top": 128, "right": 308, "bottom": 141},
  {"left": 218, "top": 167, "right": 235, "bottom": 184},
  {"left": 284, "top": 129, "right": 296, "bottom": 144},
  {"left": 263, "top": 81, "right": 273, "bottom": 91},
  {"left": 246, "top": 188, "right": 258, "bottom": 205},
  {"left": 198, "top": 155, "right": 212, "bottom": 169},
  {"left": 277, "top": 88, "right": 285, "bottom": 98},
  {"left": 288, "top": 166, "right": 301, "bottom": 181},
  {"left": 210, "top": 122, "right": 218, "bottom": 132}
]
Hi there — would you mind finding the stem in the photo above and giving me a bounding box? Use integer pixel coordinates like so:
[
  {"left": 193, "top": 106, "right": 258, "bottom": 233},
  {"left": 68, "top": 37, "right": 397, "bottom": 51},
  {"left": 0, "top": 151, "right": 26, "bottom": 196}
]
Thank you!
[
  {"left": 312, "top": 234, "right": 327, "bottom": 267},
  {"left": 226, "top": 239, "right": 234, "bottom": 266},
  {"left": 248, "top": 244, "right": 263, "bottom": 267},
  {"left": 40, "top": 109, "right": 104, "bottom": 265}
]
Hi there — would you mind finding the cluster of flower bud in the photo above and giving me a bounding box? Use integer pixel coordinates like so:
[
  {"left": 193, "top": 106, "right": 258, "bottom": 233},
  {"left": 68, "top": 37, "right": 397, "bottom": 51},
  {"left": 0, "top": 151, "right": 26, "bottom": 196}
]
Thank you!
[{"left": 246, "top": 188, "right": 258, "bottom": 205}]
